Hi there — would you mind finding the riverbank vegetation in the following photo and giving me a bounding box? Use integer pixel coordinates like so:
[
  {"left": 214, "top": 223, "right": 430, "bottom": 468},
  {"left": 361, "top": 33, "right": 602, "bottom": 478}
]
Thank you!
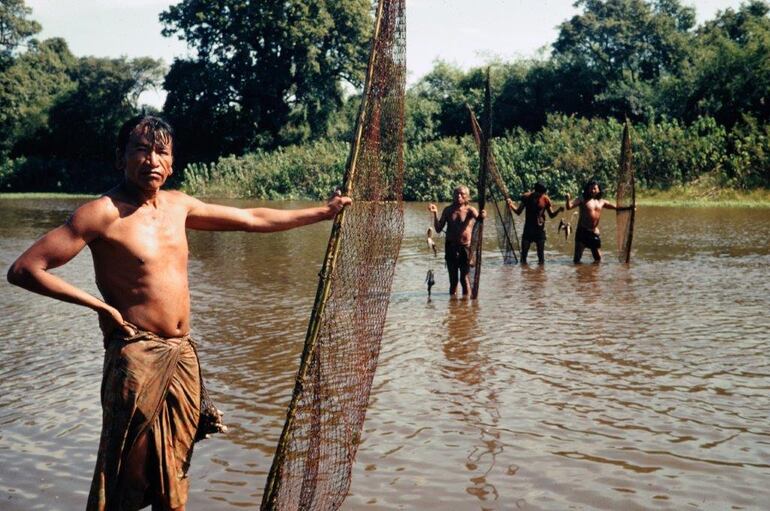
[
  {"left": 0, "top": 0, "right": 768, "bottom": 201},
  {"left": 181, "top": 115, "right": 769, "bottom": 202}
]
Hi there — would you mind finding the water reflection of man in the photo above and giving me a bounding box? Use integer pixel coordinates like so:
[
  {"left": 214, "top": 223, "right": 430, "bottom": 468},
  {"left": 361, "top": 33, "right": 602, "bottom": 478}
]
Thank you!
[
  {"left": 428, "top": 185, "right": 486, "bottom": 297},
  {"left": 441, "top": 301, "right": 503, "bottom": 505},
  {"left": 566, "top": 180, "right": 632, "bottom": 263},
  {"left": 6, "top": 115, "right": 350, "bottom": 511}
]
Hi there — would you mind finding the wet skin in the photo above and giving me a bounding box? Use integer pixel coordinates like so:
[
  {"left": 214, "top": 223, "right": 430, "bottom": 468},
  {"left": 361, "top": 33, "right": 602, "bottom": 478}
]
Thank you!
[
  {"left": 566, "top": 184, "right": 622, "bottom": 263},
  {"left": 7, "top": 132, "right": 350, "bottom": 338},
  {"left": 429, "top": 187, "right": 485, "bottom": 295}
]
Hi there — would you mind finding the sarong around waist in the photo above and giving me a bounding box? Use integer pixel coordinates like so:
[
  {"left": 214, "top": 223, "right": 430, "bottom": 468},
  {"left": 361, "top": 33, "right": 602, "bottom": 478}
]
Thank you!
[{"left": 87, "top": 327, "right": 201, "bottom": 511}]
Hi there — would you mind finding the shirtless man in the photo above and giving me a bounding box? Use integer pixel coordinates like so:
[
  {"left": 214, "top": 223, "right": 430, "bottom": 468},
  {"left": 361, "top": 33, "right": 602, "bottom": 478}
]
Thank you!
[
  {"left": 565, "top": 180, "right": 631, "bottom": 263},
  {"left": 428, "top": 185, "right": 485, "bottom": 297},
  {"left": 507, "top": 182, "right": 563, "bottom": 265},
  {"left": 6, "top": 115, "right": 350, "bottom": 510}
]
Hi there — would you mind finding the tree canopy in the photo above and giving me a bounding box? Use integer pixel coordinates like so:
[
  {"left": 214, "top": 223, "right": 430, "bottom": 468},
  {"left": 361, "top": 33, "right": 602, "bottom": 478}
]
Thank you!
[
  {"left": 160, "top": 0, "right": 373, "bottom": 161},
  {"left": 1, "top": 0, "right": 769, "bottom": 192},
  {"left": 0, "top": 0, "right": 41, "bottom": 65}
]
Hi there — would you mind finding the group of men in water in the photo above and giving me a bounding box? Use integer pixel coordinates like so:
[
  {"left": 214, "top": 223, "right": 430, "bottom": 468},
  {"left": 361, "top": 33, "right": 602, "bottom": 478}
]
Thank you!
[
  {"left": 6, "top": 114, "right": 631, "bottom": 509},
  {"left": 429, "top": 181, "right": 633, "bottom": 296}
]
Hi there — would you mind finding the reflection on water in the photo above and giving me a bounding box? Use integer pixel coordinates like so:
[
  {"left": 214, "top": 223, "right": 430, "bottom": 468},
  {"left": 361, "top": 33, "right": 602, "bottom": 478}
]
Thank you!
[{"left": 1, "top": 199, "right": 769, "bottom": 510}]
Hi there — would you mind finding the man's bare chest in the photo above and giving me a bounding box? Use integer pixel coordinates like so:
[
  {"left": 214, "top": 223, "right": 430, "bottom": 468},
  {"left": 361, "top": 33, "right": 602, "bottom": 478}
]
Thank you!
[
  {"left": 95, "top": 211, "right": 189, "bottom": 264},
  {"left": 448, "top": 207, "right": 470, "bottom": 224}
]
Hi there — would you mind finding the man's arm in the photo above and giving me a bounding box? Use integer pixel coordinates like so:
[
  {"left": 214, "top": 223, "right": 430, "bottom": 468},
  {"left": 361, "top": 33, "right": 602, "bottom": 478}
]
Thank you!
[
  {"left": 505, "top": 196, "right": 524, "bottom": 215},
  {"left": 565, "top": 193, "right": 581, "bottom": 210},
  {"left": 428, "top": 204, "right": 446, "bottom": 233},
  {"left": 546, "top": 198, "right": 564, "bottom": 218},
  {"left": 185, "top": 193, "right": 351, "bottom": 232},
  {"left": 604, "top": 199, "right": 634, "bottom": 212},
  {"left": 470, "top": 206, "right": 487, "bottom": 221},
  {"left": 601, "top": 199, "right": 633, "bottom": 211},
  {"left": 6, "top": 202, "right": 132, "bottom": 335}
]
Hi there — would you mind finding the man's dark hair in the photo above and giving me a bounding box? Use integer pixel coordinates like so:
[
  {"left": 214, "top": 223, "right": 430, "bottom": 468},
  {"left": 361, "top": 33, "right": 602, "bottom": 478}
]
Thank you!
[
  {"left": 534, "top": 181, "right": 547, "bottom": 194},
  {"left": 582, "top": 180, "right": 602, "bottom": 200},
  {"left": 116, "top": 115, "right": 174, "bottom": 159}
]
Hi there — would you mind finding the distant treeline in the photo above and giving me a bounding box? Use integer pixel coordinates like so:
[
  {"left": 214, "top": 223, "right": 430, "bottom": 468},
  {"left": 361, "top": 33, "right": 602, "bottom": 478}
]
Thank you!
[
  {"left": 1, "top": 0, "right": 769, "bottom": 195},
  {"left": 181, "top": 115, "right": 768, "bottom": 201}
]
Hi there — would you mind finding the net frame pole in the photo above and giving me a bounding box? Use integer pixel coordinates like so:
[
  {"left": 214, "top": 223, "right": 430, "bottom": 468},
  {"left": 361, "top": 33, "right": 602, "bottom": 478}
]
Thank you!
[
  {"left": 467, "top": 105, "right": 519, "bottom": 264},
  {"left": 471, "top": 69, "right": 492, "bottom": 299},
  {"left": 617, "top": 120, "right": 635, "bottom": 264},
  {"left": 261, "top": 2, "right": 387, "bottom": 507}
]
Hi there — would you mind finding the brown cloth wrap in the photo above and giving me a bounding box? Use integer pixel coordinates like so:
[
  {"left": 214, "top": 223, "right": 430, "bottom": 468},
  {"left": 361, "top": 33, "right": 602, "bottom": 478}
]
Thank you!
[{"left": 87, "top": 327, "right": 201, "bottom": 511}]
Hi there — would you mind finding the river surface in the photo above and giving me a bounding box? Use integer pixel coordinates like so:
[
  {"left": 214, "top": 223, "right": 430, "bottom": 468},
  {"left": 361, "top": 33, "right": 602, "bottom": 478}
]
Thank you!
[{"left": 0, "top": 198, "right": 768, "bottom": 510}]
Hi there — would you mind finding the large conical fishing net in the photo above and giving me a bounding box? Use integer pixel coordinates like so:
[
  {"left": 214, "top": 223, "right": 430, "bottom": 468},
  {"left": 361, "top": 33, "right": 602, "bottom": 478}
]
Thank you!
[
  {"left": 261, "top": 1, "right": 405, "bottom": 509},
  {"left": 468, "top": 72, "right": 491, "bottom": 299},
  {"left": 467, "top": 107, "right": 519, "bottom": 264},
  {"left": 616, "top": 121, "right": 635, "bottom": 264}
]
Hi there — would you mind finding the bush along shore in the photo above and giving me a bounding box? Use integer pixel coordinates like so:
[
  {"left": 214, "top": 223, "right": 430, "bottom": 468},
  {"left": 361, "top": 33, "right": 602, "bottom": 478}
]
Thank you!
[
  {"left": 2, "top": 116, "right": 768, "bottom": 205},
  {"left": 180, "top": 116, "right": 769, "bottom": 203}
]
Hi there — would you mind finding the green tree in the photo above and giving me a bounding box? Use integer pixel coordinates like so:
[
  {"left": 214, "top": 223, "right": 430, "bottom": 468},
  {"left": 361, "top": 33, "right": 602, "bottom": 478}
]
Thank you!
[
  {"left": 40, "top": 57, "right": 163, "bottom": 160},
  {"left": 409, "top": 61, "right": 494, "bottom": 139},
  {"left": 494, "top": 59, "right": 603, "bottom": 132},
  {"left": 0, "top": 38, "right": 75, "bottom": 158},
  {"left": 680, "top": 1, "right": 770, "bottom": 127},
  {"left": 160, "top": 0, "right": 372, "bottom": 157},
  {"left": 0, "top": 0, "right": 41, "bottom": 67},
  {"left": 552, "top": 0, "right": 695, "bottom": 119}
]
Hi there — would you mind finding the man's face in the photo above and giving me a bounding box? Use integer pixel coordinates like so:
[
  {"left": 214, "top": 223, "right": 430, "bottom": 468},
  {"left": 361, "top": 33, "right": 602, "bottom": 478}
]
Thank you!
[
  {"left": 120, "top": 130, "right": 173, "bottom": 191},
  {"left": 453, "top": 187, "right": 469, "bottom": 205},
  {"left": 589, "top": 184, "right": 600, "bottom": 198}
]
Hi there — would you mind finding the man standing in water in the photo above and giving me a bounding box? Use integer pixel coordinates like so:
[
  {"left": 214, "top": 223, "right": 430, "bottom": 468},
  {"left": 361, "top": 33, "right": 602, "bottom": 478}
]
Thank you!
[
  {"left": 565, "top": 179, "right": 631, "bottom": 263},
  {"left": 429, "top": 185, "right": 485, "bottom": 297},
  {"left": 507, "top": 181, "right": 563, "bottom": 265},
  {"left": 6, "top": 116, "right": 350, "bottom": 510}
]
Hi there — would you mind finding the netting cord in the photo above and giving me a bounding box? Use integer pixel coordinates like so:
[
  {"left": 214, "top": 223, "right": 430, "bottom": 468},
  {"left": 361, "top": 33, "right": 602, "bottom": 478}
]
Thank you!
[{"left": 260, "top": 2, "right": 387, "bottom": 508}]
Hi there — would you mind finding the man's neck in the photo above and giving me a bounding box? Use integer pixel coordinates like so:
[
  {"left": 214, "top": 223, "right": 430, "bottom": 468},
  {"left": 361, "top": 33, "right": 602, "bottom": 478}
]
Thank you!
[{"left": 120, "top": 180, "right": 161, "bottom": 207}]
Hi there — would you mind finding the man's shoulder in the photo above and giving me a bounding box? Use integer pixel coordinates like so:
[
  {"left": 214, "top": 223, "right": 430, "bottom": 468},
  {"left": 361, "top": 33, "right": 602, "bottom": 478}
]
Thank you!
[
  {"left": 162, "top": 189, "right": 192, "bottom": 199},
  {"left": 73, "top": 194, "right": 118, "bottom": 220},
  {"left": 66, "top": 195, "right": 119, "bottom": 234}
]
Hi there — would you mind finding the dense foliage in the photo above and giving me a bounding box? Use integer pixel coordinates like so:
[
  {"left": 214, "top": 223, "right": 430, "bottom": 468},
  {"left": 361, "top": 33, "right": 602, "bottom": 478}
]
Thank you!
[
  {"left": 181, "top": 115, "right": 768, "bottom": 200},
  {"left": 160, "top": 0, "right": 372, "bottom": 162},
  {"left": 0, "top": 0, "right": 768, "bottom": 194}
]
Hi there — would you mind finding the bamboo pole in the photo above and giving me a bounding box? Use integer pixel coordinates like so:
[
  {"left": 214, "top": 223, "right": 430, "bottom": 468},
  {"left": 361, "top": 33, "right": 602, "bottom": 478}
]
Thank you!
[
  {"left": 617, "top": 120, "right": 635, "bottom": 264},
  {"left": 471, "top": 69, "right": 491, "bottom": 299},
  {"left": 260, "top": 2, "right": 387, "bottom": 508}
]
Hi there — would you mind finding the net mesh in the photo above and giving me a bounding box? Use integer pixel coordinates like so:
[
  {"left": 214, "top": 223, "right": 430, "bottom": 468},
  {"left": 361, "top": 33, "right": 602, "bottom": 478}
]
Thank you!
[
  {"left": 616, "top": 121, "right": 635, "bottom": 264},
  {"left": 261, "top": 1, "right": 405, "bottom": 509},
  {"left": 467, "top": 106, "right": 519, "bottom": 265}
]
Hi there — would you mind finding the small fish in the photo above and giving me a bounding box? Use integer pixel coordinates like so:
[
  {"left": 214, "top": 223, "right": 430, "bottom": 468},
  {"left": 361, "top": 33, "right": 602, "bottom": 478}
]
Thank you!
[
  {"left": 425, "top": 269, "right": 435, "bottom": 298},
  {"left": 557, "top": 212, "right": 577, "bottom": 240},
  {"left": 426, "top": 227, "right": 437, "bottom": 257}
]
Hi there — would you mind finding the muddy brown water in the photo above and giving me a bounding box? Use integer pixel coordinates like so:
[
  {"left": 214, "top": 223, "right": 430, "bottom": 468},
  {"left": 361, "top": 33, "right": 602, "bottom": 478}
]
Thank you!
[{"left": 1, "top": 198, "right": 768, "bottom": 510}]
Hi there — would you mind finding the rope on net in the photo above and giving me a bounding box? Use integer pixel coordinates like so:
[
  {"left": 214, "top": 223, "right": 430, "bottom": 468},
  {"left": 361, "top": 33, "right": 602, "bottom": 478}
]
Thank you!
[{"left": 261, "top": 1, "right": 406, "bottom": 509}]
